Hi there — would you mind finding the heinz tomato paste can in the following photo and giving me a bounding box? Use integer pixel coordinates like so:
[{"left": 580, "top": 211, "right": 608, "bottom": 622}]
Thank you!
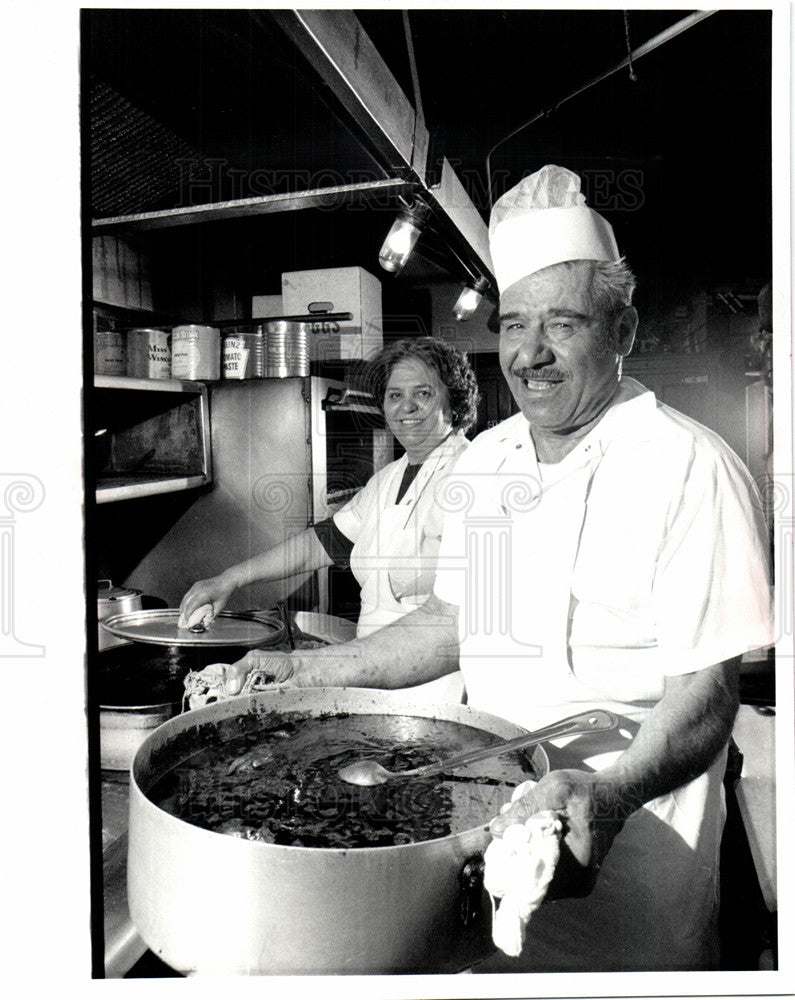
[{"left": 223, "top": 330, "right": 264, "bottom": 379}]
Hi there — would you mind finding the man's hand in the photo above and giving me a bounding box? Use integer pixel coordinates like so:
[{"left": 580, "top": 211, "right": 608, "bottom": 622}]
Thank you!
[
  {"left": 226, "top": 649, "right": 297, "bottom": 694},
  {"left": 487, "top": 660, "right": 741, "bottom": 902},
  {"left": 489, "top": 769, "right": 630, "bottom": 900}
]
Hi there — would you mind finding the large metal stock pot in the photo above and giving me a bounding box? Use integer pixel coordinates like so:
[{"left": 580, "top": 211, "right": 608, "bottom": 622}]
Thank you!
[
  {"left": 97, "top": 580, "right": 142, "bottom": 651},
  {"left": 128, "top": 687, "right": 548, "bottom": 975},
  {"left": 98, "top": 609, "right": 286, "bottom": 770}
]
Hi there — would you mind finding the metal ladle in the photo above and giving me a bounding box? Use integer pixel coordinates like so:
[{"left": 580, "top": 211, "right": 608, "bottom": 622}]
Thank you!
[{"left": 337, "top": 709, "right": 618, "bottom": 786}]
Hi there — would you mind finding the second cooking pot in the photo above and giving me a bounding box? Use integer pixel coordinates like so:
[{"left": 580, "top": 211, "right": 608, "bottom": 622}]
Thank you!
[
  {"left": 97, "top": 580, "right": 143, "bottom": 651},
  {"left": 97, "top": 610, "right": 286, "bottom": 770},
  {"left": 128, "top": 687, "right": 549, "bottom": 975},
  {"left": 98, "top": 643, "right": 233, "bottom": 772}
]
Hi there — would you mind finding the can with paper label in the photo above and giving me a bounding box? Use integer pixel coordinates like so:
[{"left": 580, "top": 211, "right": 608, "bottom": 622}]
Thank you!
[
  {"left": 223, "top": 330, "right": 263, "bottom": 379},
  {"left": 172, "top": 325, "right": 221, "bottom": 380},
  {"left": 95, "top": 330, "right": 127, "bottom": 375},
  {"left": 127, "top": 328, "right": 171, "bottom": 379}
]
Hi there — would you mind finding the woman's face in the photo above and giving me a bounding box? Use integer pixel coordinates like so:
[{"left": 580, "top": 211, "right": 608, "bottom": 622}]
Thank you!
[{"left": 383, "top": 356, "right": 454, "bottom": 463}]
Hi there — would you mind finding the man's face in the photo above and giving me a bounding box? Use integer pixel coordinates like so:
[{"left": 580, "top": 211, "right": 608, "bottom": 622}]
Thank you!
[{"left": 498, "top": 261, "right": 634, "bottom": 442}]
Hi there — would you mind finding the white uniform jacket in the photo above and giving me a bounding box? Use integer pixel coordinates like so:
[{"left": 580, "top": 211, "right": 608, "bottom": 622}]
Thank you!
[{"left": 433, "top": 378, "right": 774, "bottom": 970}]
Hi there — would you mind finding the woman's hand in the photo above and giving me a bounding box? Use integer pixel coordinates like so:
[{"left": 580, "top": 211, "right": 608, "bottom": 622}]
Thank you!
[
  {"left": 489, "top": 769, "right": 631, "bottom": 900},
  {"left": 178, "top": 571, "right": 238, "bottom": 628}
]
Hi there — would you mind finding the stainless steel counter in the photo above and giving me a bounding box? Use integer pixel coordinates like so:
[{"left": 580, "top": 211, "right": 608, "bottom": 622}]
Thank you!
[{"left": 101, "top": 775, "right": 146, "bottom": 978}]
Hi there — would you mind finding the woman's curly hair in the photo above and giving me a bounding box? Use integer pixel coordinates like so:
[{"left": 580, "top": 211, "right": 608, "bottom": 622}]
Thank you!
[{"left": 367, "top": 337, "right": 480, "bottom": 434}]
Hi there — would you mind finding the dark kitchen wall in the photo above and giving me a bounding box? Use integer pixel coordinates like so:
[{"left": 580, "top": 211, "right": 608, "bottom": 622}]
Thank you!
[{"left": 412, "top": 277, "right": 765, "bottom": 468}]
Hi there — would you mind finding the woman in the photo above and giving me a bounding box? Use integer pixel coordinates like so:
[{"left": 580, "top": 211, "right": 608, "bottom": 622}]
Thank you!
[{"left": 179, "top": 337, "right": 478, "bottom": 699}]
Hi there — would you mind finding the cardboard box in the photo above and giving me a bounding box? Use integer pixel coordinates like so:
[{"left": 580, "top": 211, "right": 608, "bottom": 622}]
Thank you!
[
  {"left": 250, "top": 294, "right": 284, "bottom": 319},
  {"left": 92, "top": 234, "right": 153, "bottom": 311},
  {"left": 281, "top": 267, "right": 383, "bottom": 362}
]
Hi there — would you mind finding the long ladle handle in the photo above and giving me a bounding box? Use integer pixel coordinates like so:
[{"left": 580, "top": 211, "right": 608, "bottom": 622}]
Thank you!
[{"left": 403, "top": 709, "right": 618, "bottom": 780}]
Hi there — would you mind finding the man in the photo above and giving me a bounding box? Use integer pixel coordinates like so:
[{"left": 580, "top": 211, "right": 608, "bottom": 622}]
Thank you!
[{"left": 224, "top": 165, "right": 773, "bottom": 971}]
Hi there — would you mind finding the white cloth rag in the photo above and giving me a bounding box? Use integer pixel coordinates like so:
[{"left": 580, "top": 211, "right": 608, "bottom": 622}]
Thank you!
[
  {"left": 483, "top": 781, "right": 563, "bottom": 957},
  {"left": 182, "top": 661, "right": 296, "bottom": 711},
  {"left": 176, "top": 602, "right": 214, "bottom": 630},
  {"left": 182, "top": 662, "right": 231, "bottom": 710}
]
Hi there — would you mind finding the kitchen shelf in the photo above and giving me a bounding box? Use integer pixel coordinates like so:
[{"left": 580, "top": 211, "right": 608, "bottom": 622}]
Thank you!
[
  {"left": 92, "top": 375, "right": 212, "bottom": 504},
  {"left": 323, "top": 401, "right": 381, "bottom": 416},
  {"left": 94, "top": 374, "right": 204, "bottom": 393},
  {"left": 96, "top": 473, "right": 209, "bottom": 505}
]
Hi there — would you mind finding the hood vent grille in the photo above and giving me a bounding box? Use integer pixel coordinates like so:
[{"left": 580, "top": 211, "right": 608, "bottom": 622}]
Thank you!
[{"left": 90, "top": 78, "right": 203, "bottom": 218}]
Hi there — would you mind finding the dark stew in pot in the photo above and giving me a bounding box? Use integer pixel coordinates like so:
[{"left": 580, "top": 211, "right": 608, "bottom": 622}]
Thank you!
[{"left": 146, "top": 711, "right": 537, "bottom": 848}]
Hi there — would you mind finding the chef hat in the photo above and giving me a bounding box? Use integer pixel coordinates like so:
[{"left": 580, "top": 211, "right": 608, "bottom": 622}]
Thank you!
[{"left": 489, "top": 164, "right": 620, "bottom": 295}]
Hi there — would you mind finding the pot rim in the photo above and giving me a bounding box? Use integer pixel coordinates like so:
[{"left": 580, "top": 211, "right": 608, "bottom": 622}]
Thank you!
[
  {"left": 97, "top": 580, "right": 143, "bottom": 601},
  {"left": 100, "top": 701, "right": 179, "bottom": 713}
]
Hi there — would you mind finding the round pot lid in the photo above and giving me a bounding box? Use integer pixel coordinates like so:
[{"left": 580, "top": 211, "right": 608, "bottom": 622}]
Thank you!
[{"left": 100, "top": 609, "right": 285, "bottom": 648}]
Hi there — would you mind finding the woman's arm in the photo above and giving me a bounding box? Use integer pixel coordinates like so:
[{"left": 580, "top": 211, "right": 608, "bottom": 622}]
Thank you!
[{"left": 178, "top": 527, "right": 334, "bottom": 625}]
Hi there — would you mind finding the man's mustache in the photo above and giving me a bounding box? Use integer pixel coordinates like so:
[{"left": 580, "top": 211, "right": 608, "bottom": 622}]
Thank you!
[{"left": 512, "top": 368, "right": 567, "bottom": 381}]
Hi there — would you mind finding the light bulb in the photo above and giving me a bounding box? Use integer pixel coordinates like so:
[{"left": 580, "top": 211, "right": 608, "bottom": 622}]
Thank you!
[
  {"left": 453, "top": 281, "right": 487, "bottom": 322},
  {"left": 378, "top": 212, "right": 422, "bottom": 273}
]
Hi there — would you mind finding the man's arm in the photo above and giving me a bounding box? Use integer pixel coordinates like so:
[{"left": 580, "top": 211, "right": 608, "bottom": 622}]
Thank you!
[
  {"left": 598, "top": 655, "right": 740, "bottom": 808},
  {"left": 226, "top": 593, "right": 461, "bottom": 692},
  {"left": 490, "top": 657, "right": 741, "bottom": 897}
]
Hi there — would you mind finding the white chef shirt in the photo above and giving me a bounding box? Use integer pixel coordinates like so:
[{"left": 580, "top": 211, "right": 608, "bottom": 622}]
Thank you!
[
  {"left": 433, "top": 378, "right": 773, "bottom": 970},
  {"left": 434, "top": 378, "right": 772, "bottom": 727}
]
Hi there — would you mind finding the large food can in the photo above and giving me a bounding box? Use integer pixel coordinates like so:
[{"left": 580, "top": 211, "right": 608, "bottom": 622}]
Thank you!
[
  {"left": 223, "top": 330, "right": 264, "bottom": 379},
  {"left": 126, "top": 328, "right": 171, "bottom": 379},
  {"left": 95, "top": 330, "right": 127, "bottom": 375},
  {"left": 264, "top": 320, "right": 309, "bottom": 377},
  {"left": 172, "top": 325, "right": 221, "bottom": 380}
]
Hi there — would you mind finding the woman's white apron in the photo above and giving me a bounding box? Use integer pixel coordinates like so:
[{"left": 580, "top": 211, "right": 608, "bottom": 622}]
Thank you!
[{"left": 350, "top": 437, "right": 465, "bottom": 701}]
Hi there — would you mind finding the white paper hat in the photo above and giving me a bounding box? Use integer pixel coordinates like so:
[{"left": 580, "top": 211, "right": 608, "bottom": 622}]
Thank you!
[{"left": 489, "top": 164, "right": 620, "bottom": 295}]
